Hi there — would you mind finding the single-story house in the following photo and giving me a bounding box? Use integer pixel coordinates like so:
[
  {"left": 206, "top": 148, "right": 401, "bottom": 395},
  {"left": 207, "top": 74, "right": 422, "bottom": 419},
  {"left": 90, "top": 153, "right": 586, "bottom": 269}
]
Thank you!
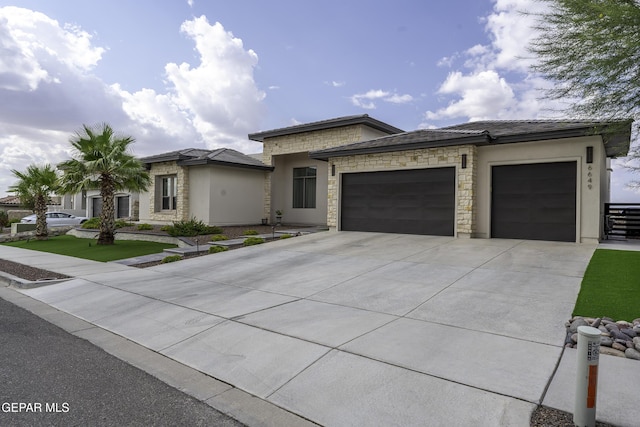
[
  {"left": 0, "top": 195, "right": 24, "bottom": 210},
  {"left": 59, "top": 189, "right": 139, "bottom": 220},
  {"left": 305, "top": 119, "right": 632, "bottom": 243},
  {"left": 138, "top": 148, "right": 273, "bottom": 226}
]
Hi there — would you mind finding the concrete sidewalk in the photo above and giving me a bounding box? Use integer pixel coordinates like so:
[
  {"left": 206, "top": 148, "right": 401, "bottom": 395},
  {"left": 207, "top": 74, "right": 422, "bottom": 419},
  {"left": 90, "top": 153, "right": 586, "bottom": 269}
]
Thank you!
[{"left": 1, "top": 232, "right": 639, "bottom": 426}]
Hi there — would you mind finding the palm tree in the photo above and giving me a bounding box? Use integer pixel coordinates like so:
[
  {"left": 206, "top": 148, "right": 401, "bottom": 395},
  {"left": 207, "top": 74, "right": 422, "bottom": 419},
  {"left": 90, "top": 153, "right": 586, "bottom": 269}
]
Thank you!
[
  {"left": 10, "top": 164, "right": 60, "bottom": 240},
  {"left": 59, "top": 123, "right": 150, "bottom": 245}
]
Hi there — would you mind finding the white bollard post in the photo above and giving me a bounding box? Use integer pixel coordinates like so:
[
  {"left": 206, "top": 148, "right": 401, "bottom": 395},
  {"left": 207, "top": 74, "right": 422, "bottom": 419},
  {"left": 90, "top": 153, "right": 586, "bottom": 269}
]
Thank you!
[{"left": 574, "top": 325, "right": 601, "bottom": 427}]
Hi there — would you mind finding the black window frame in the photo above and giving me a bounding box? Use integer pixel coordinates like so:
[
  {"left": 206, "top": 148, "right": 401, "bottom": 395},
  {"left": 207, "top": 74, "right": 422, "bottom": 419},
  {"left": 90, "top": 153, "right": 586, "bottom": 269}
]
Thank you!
[
  {"left": 161, "top": 176, "right": 177, "bottom": 211},
  {"left": 292, "top": 166, "right": 317, "bottom": 209}
]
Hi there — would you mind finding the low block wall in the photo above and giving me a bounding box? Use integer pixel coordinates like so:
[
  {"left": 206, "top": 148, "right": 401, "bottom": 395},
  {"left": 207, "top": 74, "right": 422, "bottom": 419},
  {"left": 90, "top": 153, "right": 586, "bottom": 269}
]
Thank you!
[
  {"left": 11, "top": 223, "right": 36, "bottom": 234},
  {"left": 67, "top": 228, "right": 188, "bottom": 247}
]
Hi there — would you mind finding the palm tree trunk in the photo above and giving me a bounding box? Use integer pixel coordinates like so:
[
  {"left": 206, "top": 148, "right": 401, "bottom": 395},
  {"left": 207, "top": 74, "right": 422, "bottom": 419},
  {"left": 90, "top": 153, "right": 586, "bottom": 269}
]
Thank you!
[
  {"left": 98, "top": 175, "right": 115, "bottom": 245},
  {"left": 34, "top": 195, "right": 48, "bottom": 240}
]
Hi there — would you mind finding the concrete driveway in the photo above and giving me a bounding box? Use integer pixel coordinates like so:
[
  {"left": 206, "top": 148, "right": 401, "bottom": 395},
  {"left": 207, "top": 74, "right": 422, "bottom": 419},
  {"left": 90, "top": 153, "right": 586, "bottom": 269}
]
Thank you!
[{"left": 2, "top": 231, "right": 628, "bottom": 426}]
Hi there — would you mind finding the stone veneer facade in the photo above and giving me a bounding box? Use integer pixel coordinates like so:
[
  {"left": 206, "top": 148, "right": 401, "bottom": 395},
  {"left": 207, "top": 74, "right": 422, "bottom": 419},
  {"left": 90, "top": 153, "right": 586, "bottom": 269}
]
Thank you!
[
  {"left": 261, "top": 124, "right": 368, "bottom": 220},
  {"left": 327, "top": 145, "right": 478, "bottom": 237},
  {"left": 146, "top": 161, "right": 190, "bottom": 222}
]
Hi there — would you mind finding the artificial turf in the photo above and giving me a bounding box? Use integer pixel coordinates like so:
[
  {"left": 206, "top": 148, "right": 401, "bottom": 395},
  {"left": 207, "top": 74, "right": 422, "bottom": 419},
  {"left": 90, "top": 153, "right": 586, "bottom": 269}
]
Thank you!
[
  {"left": 2, "top": 235, "right": 176, "bottom": 262},
  {"left": 573, "top": 249, "right": 640, "bottom": 321}
]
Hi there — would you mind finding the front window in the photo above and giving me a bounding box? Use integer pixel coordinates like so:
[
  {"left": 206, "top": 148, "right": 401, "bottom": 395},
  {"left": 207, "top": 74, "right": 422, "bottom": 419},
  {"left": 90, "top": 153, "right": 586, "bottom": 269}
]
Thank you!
[
  {"left": 293, "top": 167, "right": 316, "bottom": 208},
  {"left": 161, "top": 176, "right": 177, "bottom": 210}
]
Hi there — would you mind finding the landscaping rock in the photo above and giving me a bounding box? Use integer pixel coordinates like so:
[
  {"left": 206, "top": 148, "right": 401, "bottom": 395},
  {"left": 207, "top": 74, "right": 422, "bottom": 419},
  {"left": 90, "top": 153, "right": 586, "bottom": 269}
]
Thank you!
[
  {"left": 605, "top": 323, "right": 619, "bottom": 332},
  {"left": 599, "top": 346, "right": 626, "bottom": 358},
  {"left": 600, "top": 336, "right": 613, "bottom": 347},
  {"left": 625, "top": 348, "right": 640, "bottom": 361},
  {"left": 612, "top": 342, "right": 627, "bottom": 352},
  {"left": 566, "top": 316, "right": 640, "bottom": 362},
  {"left": 569, "top": 318, "right": 589, "bottom": 333},
  {"left": 610, "top": 329, "right": 629, "bottom": 341}
]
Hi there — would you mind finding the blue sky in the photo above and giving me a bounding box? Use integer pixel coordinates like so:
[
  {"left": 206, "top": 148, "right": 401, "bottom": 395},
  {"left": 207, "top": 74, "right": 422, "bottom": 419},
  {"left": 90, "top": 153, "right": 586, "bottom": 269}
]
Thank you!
[{"left": 0, "top": 0, "right": 638, "bottom": 200}]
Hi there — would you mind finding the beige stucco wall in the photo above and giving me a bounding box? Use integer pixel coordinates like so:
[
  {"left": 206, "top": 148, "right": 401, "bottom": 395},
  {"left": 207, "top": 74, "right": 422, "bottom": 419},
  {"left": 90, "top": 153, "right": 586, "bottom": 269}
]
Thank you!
[
  {"left": 269, "top": 153, "right": 328, "bottom": 225},
  {"left": 475, "top": 135, "right": 606, "bottom": 243},
  {"left": 328, "top": 145, "right": 476, "bottom": 237},
  {"left": 262, "top": 124, "right": 393, "bottom": 224},
  {"left": 189, "top": 165, "right": 266, "bottom": 226}
]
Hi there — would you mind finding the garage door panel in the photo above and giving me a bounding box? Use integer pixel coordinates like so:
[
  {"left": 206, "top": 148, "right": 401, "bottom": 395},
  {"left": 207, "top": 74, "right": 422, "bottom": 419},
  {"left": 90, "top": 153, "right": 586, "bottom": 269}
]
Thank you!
[
  {"left": 491, "top": 162, "right": 576, "bottom": 242},
  {"left": 341, "top": 168, "right": 455, "bottom": 236}
]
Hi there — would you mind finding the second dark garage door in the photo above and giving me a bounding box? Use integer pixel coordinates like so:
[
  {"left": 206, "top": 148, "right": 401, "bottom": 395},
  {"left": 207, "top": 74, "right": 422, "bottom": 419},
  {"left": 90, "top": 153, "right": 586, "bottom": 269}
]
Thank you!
[
  {"left": 341, "top": 167, "right": 455, "bottom": 235},
  {"left": 491, "top": 161, "right": 577, "bottom": 242}
]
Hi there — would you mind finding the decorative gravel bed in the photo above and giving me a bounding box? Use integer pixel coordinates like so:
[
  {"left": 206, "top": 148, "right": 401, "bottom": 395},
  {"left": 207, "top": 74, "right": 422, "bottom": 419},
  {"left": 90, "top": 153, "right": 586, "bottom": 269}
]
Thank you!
[
  {"left": 566, "top": 316, "right": 640, "bottom": 361},
  {"left": 0, "top": 258, "right": 70, "bottom": 281}
]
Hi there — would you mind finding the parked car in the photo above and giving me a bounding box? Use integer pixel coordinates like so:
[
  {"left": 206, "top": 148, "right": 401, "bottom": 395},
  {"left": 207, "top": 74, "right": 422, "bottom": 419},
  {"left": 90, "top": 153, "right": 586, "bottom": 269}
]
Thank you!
[{"left": 20, "top": 212, "right": 89, "bottom": 227}]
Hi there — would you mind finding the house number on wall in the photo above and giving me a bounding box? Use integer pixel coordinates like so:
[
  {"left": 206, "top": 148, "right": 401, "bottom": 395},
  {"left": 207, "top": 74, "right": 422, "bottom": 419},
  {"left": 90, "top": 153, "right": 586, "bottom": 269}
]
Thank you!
[{"left": 587, "top": 165, "right": 593, "bottom": 190}]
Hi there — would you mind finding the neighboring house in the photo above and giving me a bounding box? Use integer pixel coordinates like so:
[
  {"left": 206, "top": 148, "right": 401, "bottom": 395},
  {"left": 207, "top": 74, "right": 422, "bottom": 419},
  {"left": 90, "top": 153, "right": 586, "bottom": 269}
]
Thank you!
[
  {"left": 59, "top": 191, "right": 137, "bottom": 220},
  {"left": 138, "top": 148, "right": 273, "bottom": 226},
  {"left": 249, "top": 115, "right": 404, "bottom": 225},
  {"left": 306, "top": 119, "right": 632, "bottom": 243},
  {"left": 0, "top": 195, "right": 24, "bottom": 210}
]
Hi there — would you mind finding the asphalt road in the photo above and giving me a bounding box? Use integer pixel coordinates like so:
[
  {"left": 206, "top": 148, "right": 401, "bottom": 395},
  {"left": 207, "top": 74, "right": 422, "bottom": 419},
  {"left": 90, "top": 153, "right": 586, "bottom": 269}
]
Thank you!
[{"left": 0, "top": 297, "right": 244, "bottom": 427}]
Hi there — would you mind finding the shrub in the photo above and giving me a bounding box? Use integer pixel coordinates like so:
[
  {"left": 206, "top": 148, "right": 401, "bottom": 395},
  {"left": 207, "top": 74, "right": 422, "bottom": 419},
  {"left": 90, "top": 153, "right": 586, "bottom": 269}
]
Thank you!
[
  {"left": 243, "top": 237, "right": 265, "bottom": 246},
  {"left": 279, "top": 234, "right": 293, "bottom": 239},
  {"left": 81, "top": 217, "right": 131, "bottom": 229},
  {"left": 208, "top": 245, "right": 228, "bottom": 254},
  {"left": 161, "top": 254, "right": 182, "bottom": 264},
  {"left": 115, "top": 219, "right": 133, "bottom": 228},
  {"left": 137, "top": 223, "right": 154, "bottom": 231},
  {"left": 81, "top": 217, "right": 101, "bottom": 229},
  {"left": 243, "top": 229, "right": 259, "bottom": 235},
  {"left": 0, "top": 210, "right": 8, "bottom": 228},
  {"left": 210, "top": 234, "right": 228, "bottom": 241},
  {"left": 160, "top": 225, "right": 172, "bottom": 232},
  {"left": 163, "top": 218, "right": 222, "bottom": 237}
]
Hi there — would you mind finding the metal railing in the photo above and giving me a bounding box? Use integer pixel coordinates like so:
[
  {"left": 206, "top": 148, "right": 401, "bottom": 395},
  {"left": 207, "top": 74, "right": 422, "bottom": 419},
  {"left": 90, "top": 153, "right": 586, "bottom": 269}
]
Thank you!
[{"left": 604, "top": 203, "right": 640, "bottom": 239}]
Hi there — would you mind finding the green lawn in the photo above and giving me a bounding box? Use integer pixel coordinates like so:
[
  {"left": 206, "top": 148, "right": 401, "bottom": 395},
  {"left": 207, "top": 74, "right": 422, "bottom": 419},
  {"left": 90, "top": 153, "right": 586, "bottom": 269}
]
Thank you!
[
  {"left": 573, "top": 249, "right": 640, "bottom": 321},
  {"left": 2, "top": 235, "right": 176, "bottom": 262}
]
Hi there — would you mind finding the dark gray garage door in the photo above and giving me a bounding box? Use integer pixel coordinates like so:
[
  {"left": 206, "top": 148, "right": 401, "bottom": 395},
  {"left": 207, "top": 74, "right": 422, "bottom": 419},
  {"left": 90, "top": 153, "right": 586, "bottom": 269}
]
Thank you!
[
  {"left": 491, "top": 162, "right": 576, "bottom": 242},
  {"left": 341, "top": 167, "right": 455, "bottom": 235}
]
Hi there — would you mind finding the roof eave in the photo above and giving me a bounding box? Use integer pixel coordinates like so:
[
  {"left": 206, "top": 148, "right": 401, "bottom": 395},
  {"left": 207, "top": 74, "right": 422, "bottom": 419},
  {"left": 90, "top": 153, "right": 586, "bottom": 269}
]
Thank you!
[
  {"left": 178, "top": 158, "right": 274, "bottom": 171},
  {"left": 249, "top": 115, "right": 403, "bottom": 142},
  {"left": 309, "top": 135, "right": 488, "bottom": 161},
  {"left": 489, "top": 123, "right": 632, "bottom": 157}
]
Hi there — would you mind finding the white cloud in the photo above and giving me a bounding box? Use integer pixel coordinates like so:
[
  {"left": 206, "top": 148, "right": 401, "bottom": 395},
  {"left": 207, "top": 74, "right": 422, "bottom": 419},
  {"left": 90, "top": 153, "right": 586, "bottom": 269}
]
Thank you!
[
  {"left": 116, "top": 16, "right": 266, "bottom": 152},
  {"left": 0, "top": 8, "right": 267, "bottom": 195},
  {"left": 0, "top": 6, "right": 105, "bottom": 91},
  {"left": 350, "top": 89, "right": 413, "bottom": 109},
  {"left": 426, "top": 70, "right": 515, "bottom": 121},
  {"left": 424, "top": 0, "right": 551, "bottom": 124}
]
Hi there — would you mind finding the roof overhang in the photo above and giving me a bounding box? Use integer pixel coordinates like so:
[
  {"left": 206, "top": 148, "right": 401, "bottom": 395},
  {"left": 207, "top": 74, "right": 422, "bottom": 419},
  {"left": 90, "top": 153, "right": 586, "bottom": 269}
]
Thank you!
[
  {"left": 248, "top": 114, "right": 404, "bottom": 142},
  {"left": 309, "top": 120, "right": 633, "bottom": 161}
]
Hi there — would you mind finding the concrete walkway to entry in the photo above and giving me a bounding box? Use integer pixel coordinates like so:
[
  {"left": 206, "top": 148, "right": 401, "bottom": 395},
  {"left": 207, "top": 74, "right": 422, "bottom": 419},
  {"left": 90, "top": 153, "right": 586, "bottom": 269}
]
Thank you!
[{"left": 1, "top": 232, "right": 639, "bottom": 426}]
